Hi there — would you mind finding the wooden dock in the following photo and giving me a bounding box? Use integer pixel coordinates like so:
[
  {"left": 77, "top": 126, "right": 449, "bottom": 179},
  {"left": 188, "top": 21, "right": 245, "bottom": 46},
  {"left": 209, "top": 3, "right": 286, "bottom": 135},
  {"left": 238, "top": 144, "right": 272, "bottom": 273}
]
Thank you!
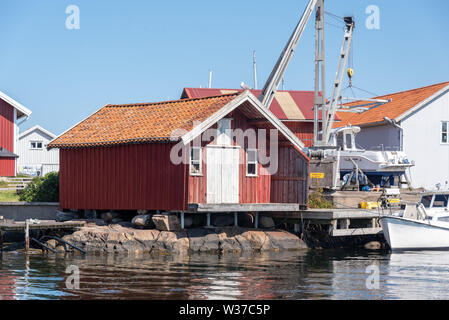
[
  {"left": 272, "top": 209, "right": 383, "bottom": 237},
  {"left": 0, "top": 220, "right": 85, "bottom": 253},
  {"left": 188, "top": 204, "right": 384, "bottom": 238}
]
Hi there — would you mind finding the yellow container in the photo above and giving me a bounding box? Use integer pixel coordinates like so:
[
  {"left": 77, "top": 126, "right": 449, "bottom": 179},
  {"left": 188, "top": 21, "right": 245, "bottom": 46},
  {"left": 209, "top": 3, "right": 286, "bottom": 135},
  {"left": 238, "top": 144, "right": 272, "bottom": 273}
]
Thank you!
[{"left": 360, "top": 201, "right": 381, "bottom": 210}]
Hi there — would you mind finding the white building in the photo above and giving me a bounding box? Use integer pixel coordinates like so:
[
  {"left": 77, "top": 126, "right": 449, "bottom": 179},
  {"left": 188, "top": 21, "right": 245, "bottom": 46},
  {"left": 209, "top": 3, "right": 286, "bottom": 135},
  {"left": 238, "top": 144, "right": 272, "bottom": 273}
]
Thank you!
[
  {"left": 17, "top": 125, "right": 59, "bottom": 176},
  {"left": 336, "top": 81, "right": 449, "bottom": 191}
]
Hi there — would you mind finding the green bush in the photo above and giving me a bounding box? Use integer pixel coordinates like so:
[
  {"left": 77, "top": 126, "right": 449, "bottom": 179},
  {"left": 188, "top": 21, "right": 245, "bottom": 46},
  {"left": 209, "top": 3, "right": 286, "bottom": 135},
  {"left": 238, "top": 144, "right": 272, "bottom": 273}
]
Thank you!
[{"left": 19, "top": 172, "right": 59, "bottom": 202}]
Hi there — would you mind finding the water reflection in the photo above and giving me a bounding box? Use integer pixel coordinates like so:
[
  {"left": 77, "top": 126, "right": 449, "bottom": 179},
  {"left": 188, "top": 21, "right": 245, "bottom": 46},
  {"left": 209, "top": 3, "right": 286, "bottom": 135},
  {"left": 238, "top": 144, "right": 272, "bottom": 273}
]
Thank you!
[{"left": 1, "top": 249, "right": 449, "bottom": 300}]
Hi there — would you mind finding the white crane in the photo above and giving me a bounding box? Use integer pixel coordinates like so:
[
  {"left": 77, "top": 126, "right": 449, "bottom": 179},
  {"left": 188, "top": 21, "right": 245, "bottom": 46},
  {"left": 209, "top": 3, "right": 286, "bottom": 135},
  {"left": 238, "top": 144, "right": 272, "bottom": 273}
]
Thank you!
[
  {"left": 258, "top": 0, "right": 319, "bottom": 109},
  {"left": 258, "top": 0, "right": 355, "bottom": 147}
]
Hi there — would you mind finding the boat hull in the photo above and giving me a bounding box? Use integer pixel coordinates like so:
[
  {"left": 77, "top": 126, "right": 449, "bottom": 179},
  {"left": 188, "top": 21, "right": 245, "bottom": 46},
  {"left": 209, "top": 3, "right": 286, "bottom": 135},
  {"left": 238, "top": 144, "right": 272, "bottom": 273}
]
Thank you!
[{"left": 380, "top": 216, "right": 449, "bottom": 251}]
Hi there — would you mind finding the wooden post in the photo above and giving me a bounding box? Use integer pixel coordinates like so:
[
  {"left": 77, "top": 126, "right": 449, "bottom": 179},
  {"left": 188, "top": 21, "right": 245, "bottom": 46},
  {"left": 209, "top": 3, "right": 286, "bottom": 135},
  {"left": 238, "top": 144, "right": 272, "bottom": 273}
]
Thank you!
[
  {"left": 234, "top": 212, "right": 238, "bottom": 227},
  {"left": 254, "top": 212, "right": 259, "bottom": 229},
  {"left": 180, "top": 212, "right": 185, "bottom": 229},
  {"left": 25, "top": 220, "right": 30, "bottom": 253},
  {"left": 206, "top": 213, "right": 211, "bottom": 227}
]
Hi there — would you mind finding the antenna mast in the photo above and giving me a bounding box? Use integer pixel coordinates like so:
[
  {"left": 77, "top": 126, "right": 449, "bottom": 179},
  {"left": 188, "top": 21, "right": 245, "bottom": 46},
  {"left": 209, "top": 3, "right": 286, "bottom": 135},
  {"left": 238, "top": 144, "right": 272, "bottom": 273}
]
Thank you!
[
  {"left": 209, "top": 70, "right": 213, "bottom": 88},
  {"left": 253, "top": 51, "right": 258, "bottom": 90}
]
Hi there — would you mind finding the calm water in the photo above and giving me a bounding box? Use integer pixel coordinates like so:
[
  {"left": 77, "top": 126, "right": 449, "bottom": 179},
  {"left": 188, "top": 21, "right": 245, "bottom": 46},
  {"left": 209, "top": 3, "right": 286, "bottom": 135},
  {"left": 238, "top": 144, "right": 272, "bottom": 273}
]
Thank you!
[{"left": 1, "top": 249, "right": 449, "bottom": 300}]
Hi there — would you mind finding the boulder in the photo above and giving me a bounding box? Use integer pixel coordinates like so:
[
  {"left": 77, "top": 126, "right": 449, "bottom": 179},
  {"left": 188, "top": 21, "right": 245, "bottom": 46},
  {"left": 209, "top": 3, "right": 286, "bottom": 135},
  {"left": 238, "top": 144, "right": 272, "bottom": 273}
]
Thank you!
[
  {"left": 132, "top": 214, "right": 155, "bottom": 229},
  {"left": 265, "top": 230, "right": 308, "bottom": 251},
  {"left": 259, "top": 216, "right": 275, "bottom": 229},
  {"left": 211, "top": 213, "right": 234, "bottom": 227},
  {"left": 152, "top": 214, "right": 181, "bottom": 231},
  {"left": 101, "top": 211, "right": 121, "bottom": 224},
  {"left": 187, "top": 228, "right": 220, "bottom": 252}
]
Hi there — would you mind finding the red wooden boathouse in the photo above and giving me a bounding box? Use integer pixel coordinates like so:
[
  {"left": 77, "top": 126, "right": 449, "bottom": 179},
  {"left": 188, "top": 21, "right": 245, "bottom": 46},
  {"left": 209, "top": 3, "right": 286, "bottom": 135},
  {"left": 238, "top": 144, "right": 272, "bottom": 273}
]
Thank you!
[{"left": 49, "top": 91, "right": 309, "bottom": 212}]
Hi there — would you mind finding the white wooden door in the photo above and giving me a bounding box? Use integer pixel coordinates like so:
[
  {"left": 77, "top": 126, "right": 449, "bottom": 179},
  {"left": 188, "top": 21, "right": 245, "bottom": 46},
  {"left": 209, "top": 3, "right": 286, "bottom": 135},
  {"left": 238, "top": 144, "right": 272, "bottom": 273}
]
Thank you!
[{"left": 206, "top": 147, "right": 239, "bottom": 204}]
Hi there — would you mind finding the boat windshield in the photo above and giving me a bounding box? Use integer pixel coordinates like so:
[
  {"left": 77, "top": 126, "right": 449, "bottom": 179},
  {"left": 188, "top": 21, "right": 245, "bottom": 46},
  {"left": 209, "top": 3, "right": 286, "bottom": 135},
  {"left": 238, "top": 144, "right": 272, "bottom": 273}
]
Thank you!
[
  {"left": 433, "top": 195, "right": 449, "bottom": 208},
  {"left": 421, "top": 195, "right": 433, "bottom": 208}
]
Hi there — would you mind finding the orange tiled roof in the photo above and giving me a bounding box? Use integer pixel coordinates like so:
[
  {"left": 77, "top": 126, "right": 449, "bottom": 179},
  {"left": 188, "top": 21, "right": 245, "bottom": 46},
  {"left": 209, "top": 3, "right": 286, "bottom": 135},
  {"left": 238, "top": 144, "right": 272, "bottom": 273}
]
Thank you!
[
  {"left": 335, "top": 81, "right": 449, "bottom": 128},
  {"left": 49, "top": 93, "right": 240, "bottom": 148}
]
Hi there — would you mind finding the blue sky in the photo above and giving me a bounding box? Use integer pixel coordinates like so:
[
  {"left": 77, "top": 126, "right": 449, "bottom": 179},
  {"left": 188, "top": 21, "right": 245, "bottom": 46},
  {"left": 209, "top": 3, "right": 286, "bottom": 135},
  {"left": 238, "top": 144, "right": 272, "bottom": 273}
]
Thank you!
[{"left": 0, "top": 0, "right": 448, "bottom": 135}]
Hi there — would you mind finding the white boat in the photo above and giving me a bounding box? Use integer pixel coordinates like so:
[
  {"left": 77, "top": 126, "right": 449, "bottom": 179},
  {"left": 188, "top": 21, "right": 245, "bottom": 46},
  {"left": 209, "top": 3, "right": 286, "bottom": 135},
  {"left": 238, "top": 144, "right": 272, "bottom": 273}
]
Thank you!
[
  {"left": 380, "top": 192, "right": 449, "bottom": 250},
  {"left": 327, "top": 127, "right": 414, "bottom": 184}
]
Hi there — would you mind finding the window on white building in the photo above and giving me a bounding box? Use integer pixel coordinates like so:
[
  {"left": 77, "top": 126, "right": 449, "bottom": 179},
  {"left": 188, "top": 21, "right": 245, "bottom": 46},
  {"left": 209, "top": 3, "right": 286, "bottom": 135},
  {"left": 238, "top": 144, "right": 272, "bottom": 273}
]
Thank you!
[
  {"left": 190, "top": 147, "right": 202, "bottom": 176},
  {"left": 30, "top": 141, "right": 43, "bottom": 150},
  {"left": 246, "top": 149, "right": 258, "bottom": 176},
  {"left": 442, "top": 122, "right": 449, "bottom": 144}
]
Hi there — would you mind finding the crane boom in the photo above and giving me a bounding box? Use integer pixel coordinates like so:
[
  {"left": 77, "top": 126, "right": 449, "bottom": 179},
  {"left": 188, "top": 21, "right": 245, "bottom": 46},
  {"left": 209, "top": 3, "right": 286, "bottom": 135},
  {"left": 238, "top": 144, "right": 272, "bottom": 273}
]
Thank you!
[
  {"left": 258, "top": 0, "right": 318, "bottom": 108},
  {"left": 319, "top": 17, "right": 355, "bottom": 146}
]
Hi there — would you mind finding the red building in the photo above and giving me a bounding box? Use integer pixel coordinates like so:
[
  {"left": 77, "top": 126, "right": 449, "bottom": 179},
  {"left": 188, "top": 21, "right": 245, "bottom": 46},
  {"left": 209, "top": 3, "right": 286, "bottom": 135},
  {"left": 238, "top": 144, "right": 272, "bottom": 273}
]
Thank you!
[
  {"left": 0, "top": 91, "right": 32, "bottom": 177},
  {"left": 49, "top": 91, "right": 309, "bottom": 211},
  {"left": 182, "top": 88, "right": 341, "bottom": 147}
]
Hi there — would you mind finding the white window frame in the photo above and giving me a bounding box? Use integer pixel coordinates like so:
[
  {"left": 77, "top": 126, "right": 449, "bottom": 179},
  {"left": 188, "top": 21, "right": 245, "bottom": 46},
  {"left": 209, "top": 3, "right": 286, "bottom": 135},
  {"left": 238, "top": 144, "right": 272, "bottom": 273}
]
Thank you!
[
  {"left": 190, "top": 147, "right": 202, "bottom": 176},
  {"left": 30, "top": 141, "right": 44, "bottom": 150},
  {"left": 246, "top": 149, "right": 258, "bottom": 177},
  {"left": 442, "top": 121, "right": 449, "bottom": 144}
]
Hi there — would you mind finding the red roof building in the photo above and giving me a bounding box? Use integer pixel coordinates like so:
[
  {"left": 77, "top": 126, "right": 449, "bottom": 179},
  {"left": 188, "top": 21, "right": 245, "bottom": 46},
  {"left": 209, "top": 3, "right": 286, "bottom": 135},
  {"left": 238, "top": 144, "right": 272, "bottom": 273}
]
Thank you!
[
  {"left": 49, "top": 91, "right": 309, "bottom": 211},
  {"left": 182, "top": 88, "right": 340, "bottom": 147}
]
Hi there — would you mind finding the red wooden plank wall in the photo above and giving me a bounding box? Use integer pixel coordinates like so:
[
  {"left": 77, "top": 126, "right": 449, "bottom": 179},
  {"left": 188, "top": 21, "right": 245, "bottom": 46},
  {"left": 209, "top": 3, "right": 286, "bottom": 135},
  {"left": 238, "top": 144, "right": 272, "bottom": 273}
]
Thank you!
[
  {"left": 270, "top": 145, "right": 309, "bottom": 206},
  {"left": 0, "top": 99, "right": 15, "bottom": 177},
  {"left": 188, "top": 110, "right": 308, "bottom": 204},
  {"left": 59, "top": 143, "right": 188, "bottom": 211}
]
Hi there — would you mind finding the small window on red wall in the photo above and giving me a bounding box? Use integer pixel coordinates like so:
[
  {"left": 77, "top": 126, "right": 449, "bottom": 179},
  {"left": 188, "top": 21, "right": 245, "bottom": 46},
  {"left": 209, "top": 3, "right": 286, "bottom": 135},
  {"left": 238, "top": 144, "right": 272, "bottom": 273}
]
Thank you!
[
  {"left": 246, "top": 149, "right": 258, "bottom": 176},
  {"left": 190, "top": 147, "right": 202, "bottom": 176}
]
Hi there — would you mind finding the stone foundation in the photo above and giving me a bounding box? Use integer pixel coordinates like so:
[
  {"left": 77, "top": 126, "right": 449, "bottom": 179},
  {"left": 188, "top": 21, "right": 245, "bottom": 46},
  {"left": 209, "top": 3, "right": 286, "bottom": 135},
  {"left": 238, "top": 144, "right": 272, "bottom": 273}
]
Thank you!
[{"left": 62, "top": 222, "right": 308, "bottom": 254}]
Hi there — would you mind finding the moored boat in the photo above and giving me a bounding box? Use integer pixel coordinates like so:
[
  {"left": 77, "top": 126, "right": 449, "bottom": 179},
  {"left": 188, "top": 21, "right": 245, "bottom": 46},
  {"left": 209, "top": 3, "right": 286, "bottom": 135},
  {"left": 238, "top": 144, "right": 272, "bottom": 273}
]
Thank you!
[{"left": 380, "top": 191, "right": 449, "bottom": 250}]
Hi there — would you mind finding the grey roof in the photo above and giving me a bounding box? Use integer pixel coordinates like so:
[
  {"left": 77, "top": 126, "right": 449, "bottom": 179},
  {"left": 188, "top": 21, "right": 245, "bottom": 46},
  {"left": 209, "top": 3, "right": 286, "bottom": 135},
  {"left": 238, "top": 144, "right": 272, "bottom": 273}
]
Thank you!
[{"left": 0, "top": 147, "right": 18, "bottom": 158}]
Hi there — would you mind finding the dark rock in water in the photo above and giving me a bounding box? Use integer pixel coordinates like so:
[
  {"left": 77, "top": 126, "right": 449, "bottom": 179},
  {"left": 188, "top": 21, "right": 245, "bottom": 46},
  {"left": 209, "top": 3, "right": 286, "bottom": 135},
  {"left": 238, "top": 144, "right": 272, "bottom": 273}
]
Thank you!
[
  {"left": 259, "top": 216, "right": 275, "bottom": 229},
  {"left": 211, "top": 213, "right": 234, "bottom": 227},
  {"left": 364, "top": 241, "right": 382, "bottom": 250},
  {"left": 238, "top": 212, "right": 254, "bottom": 228},
  {"left": 152, "top": 214, "right": 181, "bottom": 231}
]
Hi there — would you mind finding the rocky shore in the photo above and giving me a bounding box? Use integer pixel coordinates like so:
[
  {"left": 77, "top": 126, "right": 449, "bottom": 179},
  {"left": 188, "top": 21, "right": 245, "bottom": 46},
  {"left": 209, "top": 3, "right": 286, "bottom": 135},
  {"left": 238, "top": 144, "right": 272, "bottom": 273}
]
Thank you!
[{"left": 60, "top": 221, "right": 308, "bottom": 254}]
